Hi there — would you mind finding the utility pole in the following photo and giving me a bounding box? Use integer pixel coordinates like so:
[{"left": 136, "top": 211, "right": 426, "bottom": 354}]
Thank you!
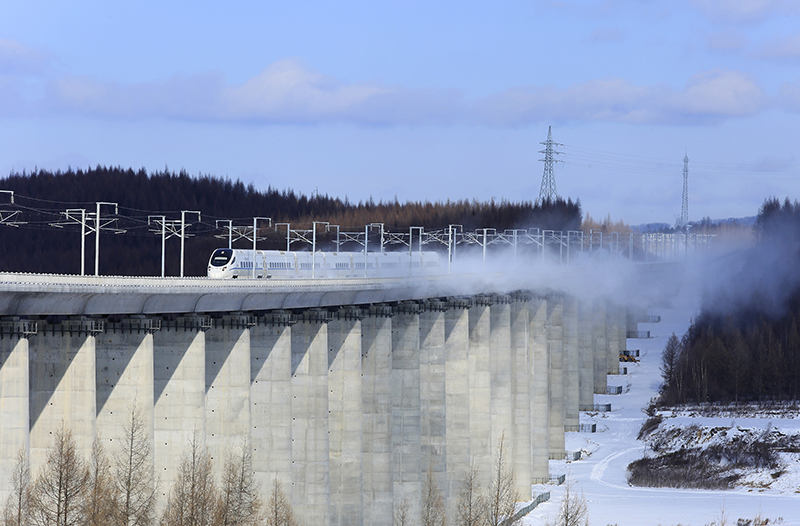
[
  {"left": 538, "top": 125, "right": 563, "bottom": 203},
  {"left": 180, "top": 211, "right": 201, "bottom": 277},
  {"left": 94, "top": 202, "right": 118, "bottom": 276}
]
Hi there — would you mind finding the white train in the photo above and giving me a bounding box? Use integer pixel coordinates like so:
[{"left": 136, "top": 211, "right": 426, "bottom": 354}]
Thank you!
[{"left": 207, "top": 248, "right": 442, "bottom": 279}]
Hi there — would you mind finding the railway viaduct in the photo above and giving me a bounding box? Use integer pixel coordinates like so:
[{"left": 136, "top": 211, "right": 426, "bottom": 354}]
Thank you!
[{"left": 0, "top": 265, "right": 659, "bottom": 525}]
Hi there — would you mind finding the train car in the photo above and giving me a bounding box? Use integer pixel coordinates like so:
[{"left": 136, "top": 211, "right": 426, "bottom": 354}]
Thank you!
[{"left": 207, "top": 249, "right": 442, "bottom": 279}]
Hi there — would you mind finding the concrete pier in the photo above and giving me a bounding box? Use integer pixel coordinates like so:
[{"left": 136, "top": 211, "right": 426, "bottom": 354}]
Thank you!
[
  {"left": 361, "top": 308, "right": 394, "bottom": 526},
  {"left": 607, "top": 305, "right": 621, "bottom": 375},
  {"left": 96, "top": 319, "right": 156, "bottom": 464},
  {"left": 250, "top": 314, "right": 294, "bottom": 491},
  {"left": 528, "top": 296, "right": 549, "bottom": 482},
  {"left": 510, "top": 296, "right": 532, "bottom": 496},
  {"left": 0, "top": 291, "right": 629, "bottom": 524},
  {"left": 153, "top": 317, "right": 207, "bottom": 500},
  {"left": 547, "top": 297, "right": 565, "bottom": 458},
  {"left": 291, "top": 313, "right": 331, "bottom": 526},
  {"left": 489, "top": 298, "right": 513, "bottom": 483},
  {"left": 445, "top": 302, "right": 471, "bottom": 516},
  {"left": 468, "top": 299, "right": 493, "bottom": 487},
  {"left": 577, "top": 300, "right": 595, "bottom": 407},
  {"left": 29, "top": 320, "right": 99, "bottom": 468},
  {"left": 328, "top": 309, "right": 364, "bottom": 526},
  {"left": 593, "top": 299, "right": 608, "bottom": 394},
  {"left": 419, "top": 302, "right": 447, "bottom": 510},
  {"left": 205, "top": 316, "right": 252, "bottom": 474},
  {"left": 0, "top": 323, "right": 32, "bottom": 498},
  {"left": 563, "top": 297, "right": 579, "bottom": 432}
]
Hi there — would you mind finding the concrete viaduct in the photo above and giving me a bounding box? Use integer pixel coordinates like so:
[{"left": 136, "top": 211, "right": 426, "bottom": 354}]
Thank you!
[{"left": 0, "top": 268, "right": 647, "bottom": 525}]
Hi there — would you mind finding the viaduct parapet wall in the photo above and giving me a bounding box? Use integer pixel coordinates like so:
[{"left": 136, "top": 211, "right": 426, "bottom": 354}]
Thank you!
[{"left": 0, "top": 293, "right": 628, "bottom": 525}]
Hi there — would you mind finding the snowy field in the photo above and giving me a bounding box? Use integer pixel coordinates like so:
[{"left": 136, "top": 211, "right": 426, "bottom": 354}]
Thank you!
[{"left": 521, "top": 287, "right": 800, "bottom": 526}]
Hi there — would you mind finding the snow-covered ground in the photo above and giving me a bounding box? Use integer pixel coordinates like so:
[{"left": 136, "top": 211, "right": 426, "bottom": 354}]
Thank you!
[{"left": 522, "top": 288, "right": 800, "bottom": 526}]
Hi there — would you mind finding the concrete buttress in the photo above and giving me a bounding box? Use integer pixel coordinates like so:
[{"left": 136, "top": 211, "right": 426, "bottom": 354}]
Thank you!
[
  {"left": 444, "top": 302, "right": 470, "bottom": 518},
  {"left": 593, "top": 299, "right": 608, "bottom": 394},
  {"left": 0, "top": 326, "right": 31, "bottom": 504},
  {"left": 489, "top": 298, "right": 513, "bottom": 486},
  {"left": 291, "top": 314, "right": 331, "bottom": 526},
  {"left": 528, "top": 297, "right": 549, "bottom": 482},
  {"left": 468, "top": 300, "right": 493, "bottom": 488},
  {"left": 391, "top": 307, "right": 422, "bottom": 521},
  {"left": 563, "top": 296, "right": 580, "bottom": 432},
  {"left": 607, "top": 305, "right": 621, "bottom": 375},
  {"left": 95, "top": 319, "right": 155, "bottom": 474},
  {"left": 577, "top": 300, "right": 595, "bottom": 407},
  {"left": 153, "top": 317, "right": 207, "bottom": 503},
  {"left": 547, "top": 296, "right": 565, "bottom": 458},
  {"left": 328, "top": 309, "right": 364, "bottom": 526},
  {"left": 361, "top": 309, "right": 393, "bottom": 526},
  {"left": 419, "top": 302, "right": 447, "bottom": 510},
  {"left": 29, "top": 321, "right": 98, "bottom": 469},
  {"left": 250, "top": 315, "right": 294, "bottom": 493},
  {"left": 205, "top": 316, "right": 252, "bottom": 475},
  {"left": 511, "top": 297, "right": 532, "bottom": 496}
]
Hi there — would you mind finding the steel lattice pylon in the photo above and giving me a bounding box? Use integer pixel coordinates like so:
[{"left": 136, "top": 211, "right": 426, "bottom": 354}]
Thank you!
[
  {"left": 680, "top": 153, "right": 689, "bottom": 227},
  {"left": 538, "top": 125, "right": 563, "bottom": 203}
]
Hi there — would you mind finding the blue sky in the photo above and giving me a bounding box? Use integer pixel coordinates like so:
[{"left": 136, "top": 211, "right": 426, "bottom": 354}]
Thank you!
[{"left": 1, "top": 0, "right": 799, "bottom": 225}]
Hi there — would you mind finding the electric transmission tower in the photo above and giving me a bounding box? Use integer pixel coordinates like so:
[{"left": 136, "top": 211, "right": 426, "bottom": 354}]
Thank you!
[
  {"left": 538, "top": 125, "right": 563, "bottom": 203},
  {"left": 679, "top": 153, "right": 689, "bottom": 228}
]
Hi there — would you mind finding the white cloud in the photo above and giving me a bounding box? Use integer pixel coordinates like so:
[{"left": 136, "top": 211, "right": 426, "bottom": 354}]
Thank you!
[
  {"left": 690, "top": 0, "right": 800, "bottom": 23},
  {"left": 584, "top": 28, "right": 624, "bottom": 43},
  {"left": 37, "top": 61, "right": 770, "bottom": 127},
  {"left": 758, "top": 34, "right": 800, "bottom": 60},
  {"left": 49, "top": 59, "right": 464, "bottom": 126},
  {"left": 0, "top": 38, "right": 51, "bottom": 75},
  {"left": 706, "top": 31, "right": 749, "bottom": 52},
  {"left": 474, "top": 69, "right": 767, "bottom": 126},
  {"left": 777, "top": 79, "right": 800, "bottom": 110},
  {"left": 679, "top": 69, "right": 766, "bottom": 117}
]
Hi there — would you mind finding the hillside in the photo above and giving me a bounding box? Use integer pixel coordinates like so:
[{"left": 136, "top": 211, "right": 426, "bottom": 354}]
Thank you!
[{"left": 0, "top": 167, "right": 581, "bottom": 276}]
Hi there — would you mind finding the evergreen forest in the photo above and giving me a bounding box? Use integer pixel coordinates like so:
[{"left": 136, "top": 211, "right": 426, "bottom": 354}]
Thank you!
[
  {"left": 659, "top": 198, "right": 800, "bottom": 404},
  {"left": 0, "top": 167, "right": 581, "bottom": 276}
]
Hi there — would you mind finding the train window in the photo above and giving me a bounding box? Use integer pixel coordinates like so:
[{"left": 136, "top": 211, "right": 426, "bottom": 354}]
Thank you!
[{"left": 210, "top": 249, "right": 233, "bottom": 267}]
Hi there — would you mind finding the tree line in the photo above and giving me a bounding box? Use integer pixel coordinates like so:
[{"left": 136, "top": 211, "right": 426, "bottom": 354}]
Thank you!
[
  {"left": 4, "top": 422, "right": 553, "bottom": 526},
  {"left": 657, "top": 198, "right": 800, "bottom": 405},
  {"left": 3, "top": 408, "right": 300, "bottom": 526},
  {"left": 0, "top": 167, "right": 581, "bottom": 276}
]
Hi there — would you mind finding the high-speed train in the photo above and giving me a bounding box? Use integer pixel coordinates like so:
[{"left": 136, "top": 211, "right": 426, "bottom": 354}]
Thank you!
[{"left": 207, "top": 248, "right": 442, "bottom": 279}]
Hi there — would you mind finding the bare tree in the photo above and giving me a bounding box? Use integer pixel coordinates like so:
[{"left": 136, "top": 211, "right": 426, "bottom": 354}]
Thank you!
[
  {"left": 393, "top": 498, "right": 413, "bottom": 526},
  {"left": 113, "top": 405, "right": 157, "bottom": 526},
  {"left": 552, "top": 481, "right": 587, "bottom": 526},
  {"left": 159, "top": 433, "right": 218, "bottom": 526},
  {"left": 3, "top": 447, "right": 32, "bottom": 526},
  {"left": 85, "top": 437, "right": 118, "bottom": 526},
  {"left": 29, "top": 422, "right": 89, "bottom": 526},
  {"left": 216, "top": 443, "right": 262, "bottom": 526},
  {"left": 264, "top": 479, "right": 300, "bottom": 526},
  {"left": 455, "top": 464, "right": 484, "bottom": 526},
  {"left": 420, "top": 467, "right": 445, "bottom": 526},
  {"left": 484, "top": 432, "right": 519, "bottom": 526}
]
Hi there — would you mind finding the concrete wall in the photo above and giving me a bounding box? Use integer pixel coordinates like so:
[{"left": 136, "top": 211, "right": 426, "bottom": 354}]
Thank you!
[{"left": 0, "top": 293, "right": 623, "bottom": 523}]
